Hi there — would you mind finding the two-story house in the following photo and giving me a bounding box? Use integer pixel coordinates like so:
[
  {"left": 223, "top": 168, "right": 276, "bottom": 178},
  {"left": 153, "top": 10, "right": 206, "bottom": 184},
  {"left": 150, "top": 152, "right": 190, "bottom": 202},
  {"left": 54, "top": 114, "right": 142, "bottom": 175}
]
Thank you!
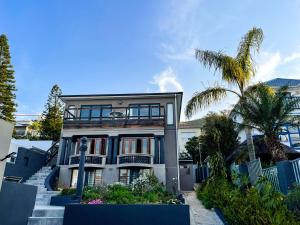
[
  {"left": 56, "top": 92, "right": 183, "bottom": 192},
  {"left": 265, "top": 78, "right": 300, "bottom": 150}
]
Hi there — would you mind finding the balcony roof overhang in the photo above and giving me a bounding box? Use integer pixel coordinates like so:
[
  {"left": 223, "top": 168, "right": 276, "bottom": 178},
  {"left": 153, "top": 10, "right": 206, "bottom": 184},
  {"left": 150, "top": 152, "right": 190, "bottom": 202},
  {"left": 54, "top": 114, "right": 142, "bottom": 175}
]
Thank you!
[{"left": 59, "top": 92, "right": 183, "bottom": 101}]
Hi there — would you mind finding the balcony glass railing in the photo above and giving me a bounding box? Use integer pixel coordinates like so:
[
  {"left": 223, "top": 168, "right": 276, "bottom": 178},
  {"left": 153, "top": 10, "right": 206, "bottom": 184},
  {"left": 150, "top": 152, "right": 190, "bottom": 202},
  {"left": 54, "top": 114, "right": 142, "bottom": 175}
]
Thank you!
[
  {"left": 63, "top": 106, "right": 165, "bottom": 122},
  {"left": 117, "top": 154, "right": 153, "bottom": 165},
  {"left": 69, "top": 154, "right": 106, "bottom": 166}
]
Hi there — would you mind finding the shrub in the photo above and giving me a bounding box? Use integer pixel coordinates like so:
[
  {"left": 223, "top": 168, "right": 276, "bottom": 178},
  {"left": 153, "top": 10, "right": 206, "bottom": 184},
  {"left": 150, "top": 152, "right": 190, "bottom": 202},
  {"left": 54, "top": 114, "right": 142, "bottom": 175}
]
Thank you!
[
  {"left": 196, "top": 178, "right": 300, "bottom": 225},
  {"left": 61, "top": 188, "right": 76, "bottom": 196},
  {"left": 286, "top": 185, "right": 300, "bottom": 219},
  {"left": 105, "top": 184, "right": 136, "bottom": 204}
]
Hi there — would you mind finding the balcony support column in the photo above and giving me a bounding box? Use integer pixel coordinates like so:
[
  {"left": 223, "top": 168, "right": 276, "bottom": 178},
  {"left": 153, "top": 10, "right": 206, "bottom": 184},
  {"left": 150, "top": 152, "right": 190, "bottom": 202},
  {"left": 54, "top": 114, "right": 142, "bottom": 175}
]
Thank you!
[
  {"left": 107, "top": 137, "right": 114, "bottom": 164},
  {"left": 64, "top": 138, "right": 72, "bottom": 165},
  {"left": 112, "top": 136, "right": 119, "bottom": 164}
]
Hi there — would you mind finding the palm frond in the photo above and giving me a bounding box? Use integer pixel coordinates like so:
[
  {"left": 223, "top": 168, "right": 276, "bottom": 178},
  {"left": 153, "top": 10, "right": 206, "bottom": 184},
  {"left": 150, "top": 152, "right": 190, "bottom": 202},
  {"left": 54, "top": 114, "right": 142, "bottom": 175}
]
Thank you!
[
  {"left": 195, "top": 50, "right": 244, "bottom": 88},
  {"left": 236, "top": 27, "right": 264, "bottom": 82},
  {"left": 185, "top": 87, "right": 240, "bottom": 118}
]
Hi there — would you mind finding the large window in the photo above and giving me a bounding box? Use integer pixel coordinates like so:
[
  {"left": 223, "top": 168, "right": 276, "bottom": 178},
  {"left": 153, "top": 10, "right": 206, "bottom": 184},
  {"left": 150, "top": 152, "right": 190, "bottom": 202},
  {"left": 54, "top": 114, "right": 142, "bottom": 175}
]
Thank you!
[
  {"left": 75, "top": 137, "right": 107, "bottom": 155},
  {"left": 80, "top": 105, "right": 112, "bottom": 120},
  {"left": 71, "top": 169, "right": 102, "bottom": 187},
  {"left": 87, "top": 169, "right": 102, "bottom": 186},
  {"left": 120, "top": 137, "right": 154, "bottom": 155},
  {"left": 71, "top": 169, "right": 78, "bottom": 187},
  {"left": 167, "top": 103, "right": 174, "bottom": 125},
  {"left": 128, "top": 104, "right": 160, "bottom": 119},
  {"left": 119, "top": 168, "right": 151, "bottom": 184}
]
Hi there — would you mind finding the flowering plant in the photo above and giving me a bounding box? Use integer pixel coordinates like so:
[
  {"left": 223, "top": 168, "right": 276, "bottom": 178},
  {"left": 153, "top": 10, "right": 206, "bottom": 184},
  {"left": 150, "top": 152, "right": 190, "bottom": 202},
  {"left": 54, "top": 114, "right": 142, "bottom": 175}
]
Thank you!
[{"left": 87, "top": 199, "right": 104, "bottom": 205}]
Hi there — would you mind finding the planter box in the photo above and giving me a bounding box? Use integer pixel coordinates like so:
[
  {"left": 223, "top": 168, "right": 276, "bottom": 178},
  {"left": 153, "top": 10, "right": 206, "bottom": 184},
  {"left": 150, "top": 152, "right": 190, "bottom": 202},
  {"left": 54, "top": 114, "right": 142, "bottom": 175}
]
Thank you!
[
  {"left": 50, "top": 195, "right": 79, "bottom": 206},
  {"left": 63, "top": 204, "right": 190, "bottom": 225}
]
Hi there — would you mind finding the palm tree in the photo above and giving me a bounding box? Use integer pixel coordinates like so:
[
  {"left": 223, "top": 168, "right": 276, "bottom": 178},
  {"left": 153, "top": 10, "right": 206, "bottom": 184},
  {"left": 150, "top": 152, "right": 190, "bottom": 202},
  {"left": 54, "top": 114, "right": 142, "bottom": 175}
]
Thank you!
[
  {"left": 185, "top": 27, "right": 263, "bottom": 161},
  {"left": 232, "top": 84, "right": 300, "bottom": 162}
]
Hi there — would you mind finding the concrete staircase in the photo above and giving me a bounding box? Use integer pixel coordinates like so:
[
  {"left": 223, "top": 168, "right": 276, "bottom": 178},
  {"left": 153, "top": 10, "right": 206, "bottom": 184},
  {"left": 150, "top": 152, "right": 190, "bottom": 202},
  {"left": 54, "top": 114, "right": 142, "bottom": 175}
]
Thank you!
[{"left": 25, "top": 166, "right": 64, "bottom": 225}]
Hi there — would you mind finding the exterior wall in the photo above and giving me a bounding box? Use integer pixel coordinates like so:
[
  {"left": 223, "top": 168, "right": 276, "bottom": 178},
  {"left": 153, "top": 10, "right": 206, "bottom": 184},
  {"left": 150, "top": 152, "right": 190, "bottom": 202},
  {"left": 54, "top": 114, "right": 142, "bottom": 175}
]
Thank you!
[
  {"left": 102, "top": 165, "right": 119, "bottom": 184},
  {"left": 0, "top": 119, "right": 14, "bottom": 191},
  {"left": 4, "top": 147, "right": 48, "bottom": 182},
  {"left": 58, "top": 165, "right": 72, "bottom": 188},
  {"left": 58, "top": 93, "right": 182, "bottom": 191},
  {"left": 0, "top": 181, "right": 37, "bottom": 225},
  {"left": 152, "top": 164, "right": 166, "bottom": 184}
]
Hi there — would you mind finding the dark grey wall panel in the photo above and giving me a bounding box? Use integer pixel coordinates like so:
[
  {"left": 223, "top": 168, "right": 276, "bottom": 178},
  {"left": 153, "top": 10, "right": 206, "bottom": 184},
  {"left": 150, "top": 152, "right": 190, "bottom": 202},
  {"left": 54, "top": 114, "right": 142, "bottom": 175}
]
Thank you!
[
  {"left": 63, "top": 204, "right": 190, "bottom": 225},
  {"left": 0, "top": 181, "right": 37, "bottom": 225},
  {"left": 4, "top": 147, "right": 47, "bottom": 181}
]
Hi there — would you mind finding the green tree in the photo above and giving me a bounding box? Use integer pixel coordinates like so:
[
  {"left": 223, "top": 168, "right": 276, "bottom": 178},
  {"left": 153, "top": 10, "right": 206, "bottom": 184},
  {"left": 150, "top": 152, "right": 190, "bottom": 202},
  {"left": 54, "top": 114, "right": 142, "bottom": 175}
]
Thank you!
[
  {"left": 232, "top": 84, "right": 300, "bottom": 162},
  {"left": 199, "top": 112, "right": 239, "bottom": 159},
  {"left": 40, "top": 85, "right": 64, "bottom": 141},
  {"left": 185, "top": 27, "right": 263, "bottom": 161},
  {"left": 185, "top": 136, "right": 204, "bottom": 164},
  {"left": 0, "top": 34, "right": 17, "bottom": 122}
]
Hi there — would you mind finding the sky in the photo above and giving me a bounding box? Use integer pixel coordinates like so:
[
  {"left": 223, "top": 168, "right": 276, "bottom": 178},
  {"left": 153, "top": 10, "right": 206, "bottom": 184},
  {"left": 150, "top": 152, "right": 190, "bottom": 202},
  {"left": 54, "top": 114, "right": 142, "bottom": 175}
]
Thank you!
[{"left": 1, "top": 0, "right": 300, "bottom": 121}]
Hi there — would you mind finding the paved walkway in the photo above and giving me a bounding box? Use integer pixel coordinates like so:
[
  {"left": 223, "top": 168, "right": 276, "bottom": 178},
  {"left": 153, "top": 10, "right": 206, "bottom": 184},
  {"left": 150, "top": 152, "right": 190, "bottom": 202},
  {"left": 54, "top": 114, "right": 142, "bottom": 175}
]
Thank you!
[{"left": 184, "top": 192, "right": 224, "bottom": 225}]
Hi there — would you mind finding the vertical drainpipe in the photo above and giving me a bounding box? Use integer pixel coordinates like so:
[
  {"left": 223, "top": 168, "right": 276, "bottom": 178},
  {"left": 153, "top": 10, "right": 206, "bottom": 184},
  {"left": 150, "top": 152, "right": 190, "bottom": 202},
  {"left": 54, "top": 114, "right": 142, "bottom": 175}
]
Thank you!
[{"left": 174, "top": 93, "right": 180, "bottom": 191}]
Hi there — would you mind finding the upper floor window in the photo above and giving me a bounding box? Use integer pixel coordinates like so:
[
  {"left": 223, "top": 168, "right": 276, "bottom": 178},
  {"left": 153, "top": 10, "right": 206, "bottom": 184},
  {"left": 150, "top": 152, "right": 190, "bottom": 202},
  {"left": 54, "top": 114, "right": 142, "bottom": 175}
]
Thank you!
[
  {"left": 75, "top": 137, "right": 107, "bottom": 155},
  {"left": 167, "top": 103, "right": 174, "bottom": 125},
  {"left": 128, "top": 104, "right": 160, "bottom": 119},
  {"left": 119, "top": 137, "right": 154, "bottom": 155},
  {"left": 80, "top": 105, "right": 112, "bottom": 120}
]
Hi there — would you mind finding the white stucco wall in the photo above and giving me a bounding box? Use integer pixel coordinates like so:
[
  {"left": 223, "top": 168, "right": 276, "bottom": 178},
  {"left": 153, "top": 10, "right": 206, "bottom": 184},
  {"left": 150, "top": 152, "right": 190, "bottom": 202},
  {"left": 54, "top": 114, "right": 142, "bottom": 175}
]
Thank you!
[{"left": 0, "top": 119, "right": 14, "bottom": 190}]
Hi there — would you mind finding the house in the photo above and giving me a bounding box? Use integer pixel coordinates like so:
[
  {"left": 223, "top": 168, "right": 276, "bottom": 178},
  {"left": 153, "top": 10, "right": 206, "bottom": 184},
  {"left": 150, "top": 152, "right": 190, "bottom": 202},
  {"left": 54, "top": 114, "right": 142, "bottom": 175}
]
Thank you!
[
  {"left": 265, "top": 78, "right": 300, "bottom": 150},
  {"left": 178, "top": 119, "right": 203, "bottom": 153},
  {"left": 56, "top": 92, "right": 183, "bottom": 191}
]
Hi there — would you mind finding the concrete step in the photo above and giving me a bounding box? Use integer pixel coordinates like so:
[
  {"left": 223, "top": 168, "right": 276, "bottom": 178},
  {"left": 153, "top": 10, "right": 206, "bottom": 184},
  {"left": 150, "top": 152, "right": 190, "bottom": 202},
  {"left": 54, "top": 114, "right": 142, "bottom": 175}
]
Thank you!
[
  {"left": 35, "top": 198, "right": 50, "bottom": 204},
  {"left": 36, "top": 193, "right": 58, "bottom": 199},
  {"left": 27, "top": 217, "right": 63, "bottom": 225},
  {"left": 38, "top": 191, "right": 60, "bottom": 195},
  {"left": 32, "top": 206, "right": 64, "bottom": 217}
]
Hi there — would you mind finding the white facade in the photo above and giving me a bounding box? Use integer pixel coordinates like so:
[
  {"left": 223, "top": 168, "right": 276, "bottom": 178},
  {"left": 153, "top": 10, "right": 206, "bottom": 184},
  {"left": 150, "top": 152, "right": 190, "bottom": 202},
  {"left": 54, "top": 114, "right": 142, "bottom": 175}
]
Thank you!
[{"left": 178, "top": 119, "right": 202, "bottom": 153}]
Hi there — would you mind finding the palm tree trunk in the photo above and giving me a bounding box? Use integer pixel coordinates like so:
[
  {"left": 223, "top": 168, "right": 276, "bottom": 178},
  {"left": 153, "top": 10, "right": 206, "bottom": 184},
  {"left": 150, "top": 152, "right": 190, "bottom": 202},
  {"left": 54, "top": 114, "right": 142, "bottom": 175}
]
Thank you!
[
  {"left": 265, "top": 135, "right": 287, "bottom": 162},
  {"left": 245, "top": 127, "right": 256, "bottom": 161}
]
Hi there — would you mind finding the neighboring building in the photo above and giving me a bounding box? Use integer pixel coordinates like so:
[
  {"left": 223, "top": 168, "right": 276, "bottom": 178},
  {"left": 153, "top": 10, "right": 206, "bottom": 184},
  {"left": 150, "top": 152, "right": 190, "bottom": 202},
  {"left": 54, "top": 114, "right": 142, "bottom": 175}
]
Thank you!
[
  {"left": 178, "top": 119, "right": 203, "bottom": 153},
  {"left": 266, "top": 78, "right": 300, "bottom": 150},
  {"left": 56, "top": 92, "right": 183, "bottom": 191}
]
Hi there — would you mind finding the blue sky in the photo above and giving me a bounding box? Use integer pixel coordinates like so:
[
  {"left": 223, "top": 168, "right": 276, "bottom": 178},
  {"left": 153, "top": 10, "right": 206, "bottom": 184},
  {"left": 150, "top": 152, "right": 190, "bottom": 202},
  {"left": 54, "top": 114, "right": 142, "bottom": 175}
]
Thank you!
[{"left": 1, "top": 0, "right": 300, "bottom": 120}]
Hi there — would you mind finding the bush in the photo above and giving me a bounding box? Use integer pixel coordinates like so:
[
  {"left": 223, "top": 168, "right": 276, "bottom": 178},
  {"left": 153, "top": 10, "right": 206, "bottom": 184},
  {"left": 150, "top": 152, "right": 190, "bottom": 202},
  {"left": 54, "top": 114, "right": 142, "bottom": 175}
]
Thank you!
[
  {"left": 61, "top": 173, "right": 176, "bottom": 205},
  {"left": 61, "top": 188, "right": 76, "bottom": 196},
  {"left": 196, "top": 178, "right": 300, "bottom": 225},
  {"left": 286, "top": 185, "right": 300, "bottom": 219}
]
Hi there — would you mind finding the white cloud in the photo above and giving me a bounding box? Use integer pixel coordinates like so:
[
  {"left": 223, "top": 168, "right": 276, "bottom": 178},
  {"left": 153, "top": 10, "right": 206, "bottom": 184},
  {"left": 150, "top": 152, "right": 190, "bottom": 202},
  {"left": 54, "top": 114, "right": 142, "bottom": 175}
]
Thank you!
[
  {"left": 254, "top": 49, "right": 300, "bottom": 83},
  {"left": 254, "top": 52, "right": 281, "bottom": 83},
  {"left": 157, "top": 0, "right": 202, "bottom": 62},
  {"left": 282, "top": 51, "right": 300, "bottom": 64},
  {"left": 151, "top": 67, "right": 183, "bottom": 92}
]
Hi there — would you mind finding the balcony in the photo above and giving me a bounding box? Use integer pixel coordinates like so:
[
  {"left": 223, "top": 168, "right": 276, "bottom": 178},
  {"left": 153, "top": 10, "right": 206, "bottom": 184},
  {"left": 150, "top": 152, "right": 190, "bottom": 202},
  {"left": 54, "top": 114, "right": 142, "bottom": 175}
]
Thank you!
[
  {"left": 63, "top": 106, "right": 165, "bottom": 128},
  {"left": 117, "top": 154, "right": 153, "bottom": 167},
  {"left": 69, "top": 154, "right": 106, "bottom": 168}
]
